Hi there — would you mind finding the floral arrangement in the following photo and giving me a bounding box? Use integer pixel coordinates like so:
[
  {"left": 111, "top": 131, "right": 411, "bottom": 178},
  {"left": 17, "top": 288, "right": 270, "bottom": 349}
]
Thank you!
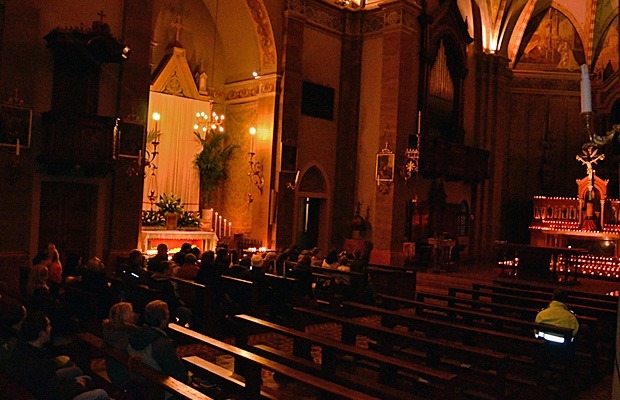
[
  {"left": 155, "top": 193, "right": 184, "bottom": 215},
  {"left": 142, "top": 210, "right": 165, "bottom": 227},
  {"left": 178, "top": 211, "right": 201, "bottom": 228}
]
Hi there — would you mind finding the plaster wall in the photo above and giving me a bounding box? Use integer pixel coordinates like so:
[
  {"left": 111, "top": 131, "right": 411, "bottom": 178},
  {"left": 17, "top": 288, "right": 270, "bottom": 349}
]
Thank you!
[{"left": 356, "top": 35, "right": 383, "bottom": 242}]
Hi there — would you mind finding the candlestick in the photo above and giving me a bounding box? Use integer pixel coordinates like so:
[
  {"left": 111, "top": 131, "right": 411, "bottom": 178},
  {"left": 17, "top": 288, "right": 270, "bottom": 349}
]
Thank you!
[
  {"left": 249, "top": 127, "right": 256, "bottom": 153},
  {"left": 15, "top": 138, "right": 20, "bottom": 157},
  {"left": 417, "top": 111, "right": 422, "bottom": 135},
  {"left": 580, "top": 64, "right": 592, "bottom": 113}
]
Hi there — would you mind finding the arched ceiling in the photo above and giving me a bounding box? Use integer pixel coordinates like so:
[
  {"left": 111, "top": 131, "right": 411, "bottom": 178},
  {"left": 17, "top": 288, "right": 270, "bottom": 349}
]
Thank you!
[{"left": 153, "top": 0, "right": 275, "bottom": 87}]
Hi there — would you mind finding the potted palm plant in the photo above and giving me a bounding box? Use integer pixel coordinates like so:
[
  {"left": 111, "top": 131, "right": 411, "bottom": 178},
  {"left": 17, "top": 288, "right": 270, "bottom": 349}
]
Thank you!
[
  {"left": 155, "top": 193, "right": 184, "bottom": 230},
  {"left": 194, "top": 128, "right": 239, "bottom": 210}
]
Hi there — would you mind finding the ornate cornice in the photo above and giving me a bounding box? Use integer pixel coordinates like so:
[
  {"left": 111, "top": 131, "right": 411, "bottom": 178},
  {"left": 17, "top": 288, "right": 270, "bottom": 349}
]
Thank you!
[
  {"left": 225, "top": 75, "right": 277, "bottom": 103},
  {"left": 362, "top": 2, "right": 421, "bottom": 34},
  {"left": 511, "top": 71, "right": 580, "bottom": 93},
  {"left": 246, "top": 0, "right": 277, "bottom": 70},
  {"left": 285, "top": 0, "right": 345, "bottom": 33}
]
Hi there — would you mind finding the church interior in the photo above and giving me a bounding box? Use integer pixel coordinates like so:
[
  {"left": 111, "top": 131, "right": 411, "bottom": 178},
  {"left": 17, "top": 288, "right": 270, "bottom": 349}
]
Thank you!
[{"left": 1, "top": 0, "right": 620, "bottom": 399}]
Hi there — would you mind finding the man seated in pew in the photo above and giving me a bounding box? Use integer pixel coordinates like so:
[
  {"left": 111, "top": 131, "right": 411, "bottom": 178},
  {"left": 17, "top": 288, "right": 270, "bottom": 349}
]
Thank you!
[
  {"left": 102, "top": 302, "right": 138, "bottom": 389},
  {"left": 289, "top": 255, "right": 317, "bottom": 309},
  {"left": 176, "top": 253, "right": 199, "bottom": 280},
  {"left": 171, "top": 243, "right": 193, "bottom": 267},
  {"left": 128, "top": 300, "right": 190, "bottom": 388},
  {"left": 8, "top": 311, "right": 112, "bottom": 399},
  {"left": 79, "top": 257, "right": 115, "bottom": 320},
  {"left": 535, "top": 289, "right": 579, "bottom": 341},
  {"left": 149, "top": 262, "right": 192, "bottom": 326},
  {"left": 147, "top": 243, "right": 168, "bottom": 272},
  {"left": 120, "top": 249, "right": 150, "bottom": 287}
]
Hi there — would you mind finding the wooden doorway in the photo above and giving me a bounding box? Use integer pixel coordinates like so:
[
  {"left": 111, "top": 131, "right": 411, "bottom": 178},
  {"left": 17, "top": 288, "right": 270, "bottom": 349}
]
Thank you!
[{"left": 38, "top": 181, "right": 98, "bottom": 274}]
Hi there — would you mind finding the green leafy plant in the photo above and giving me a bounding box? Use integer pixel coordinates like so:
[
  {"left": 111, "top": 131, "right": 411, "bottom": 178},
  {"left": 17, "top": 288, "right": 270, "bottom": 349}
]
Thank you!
[
  {"left": 155, "top": 193, "right": 184, "bottom": 215},
  {"left": 194, "top": 129, "right": 239, "bottom": 209},
  {"left": 178, "top": 211, "right": 201, "bottom": 228}
]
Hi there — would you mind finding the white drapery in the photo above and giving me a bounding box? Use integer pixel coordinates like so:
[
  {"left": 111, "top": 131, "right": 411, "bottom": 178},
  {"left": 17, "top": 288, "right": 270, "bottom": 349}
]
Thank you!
[{"left": 143, "top": 91, "right": 212, "bottom": 211}]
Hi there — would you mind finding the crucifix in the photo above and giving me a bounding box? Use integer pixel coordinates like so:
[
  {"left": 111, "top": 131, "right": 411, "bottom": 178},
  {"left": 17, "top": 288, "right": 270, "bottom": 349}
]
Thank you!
[
  {"left": 170, "top": 15, "right": 185, "bottom": 43},
  {"left": 97, "top": 10, "right": 106, "bottom": 23}
]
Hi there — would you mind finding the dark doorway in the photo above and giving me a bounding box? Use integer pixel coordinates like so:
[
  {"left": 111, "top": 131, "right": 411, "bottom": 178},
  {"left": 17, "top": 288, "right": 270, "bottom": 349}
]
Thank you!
[
  {"left": 298, "top": 197, "right": 321, "bottom": 250},
  {"left": 39, "top": 181, "right": 98, "bottom": 274}
]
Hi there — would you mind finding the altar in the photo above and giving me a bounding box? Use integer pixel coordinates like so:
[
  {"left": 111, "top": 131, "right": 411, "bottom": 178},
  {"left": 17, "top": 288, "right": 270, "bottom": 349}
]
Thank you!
[{"left": 140, "top": 229, "right": 218, "bottom": 253}]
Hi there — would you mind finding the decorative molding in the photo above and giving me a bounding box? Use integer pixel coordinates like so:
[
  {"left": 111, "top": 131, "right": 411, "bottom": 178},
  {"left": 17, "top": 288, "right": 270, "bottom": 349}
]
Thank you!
[
  {"left": 362, "top": 2, "right": 421, "bottom": 34},
  {"left": 246, "top": 0, "right": 277, "bottom": 69},
  {"left": 225, "top": 75, "right": 277, "bottom": 102},
  {"left": 151, "top": 47, "right": 211, "bottom": 101}
]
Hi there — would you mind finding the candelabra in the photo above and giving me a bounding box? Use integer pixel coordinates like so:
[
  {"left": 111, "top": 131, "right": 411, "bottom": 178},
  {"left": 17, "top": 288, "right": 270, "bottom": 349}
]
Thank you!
[{"left": 194, "top": 111, "right": 225, "bottom": 133}]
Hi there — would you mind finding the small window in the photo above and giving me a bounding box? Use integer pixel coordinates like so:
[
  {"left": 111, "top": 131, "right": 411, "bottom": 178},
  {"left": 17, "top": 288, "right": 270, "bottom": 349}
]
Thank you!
[{"left": 301, "top": 81, "right": 334, "bottom": 120}]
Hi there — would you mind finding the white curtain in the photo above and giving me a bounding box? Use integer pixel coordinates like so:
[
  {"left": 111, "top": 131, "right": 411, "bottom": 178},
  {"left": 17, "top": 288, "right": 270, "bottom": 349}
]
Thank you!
[{"left": 143, "top": 91, "right": 212, "bottom": 211}]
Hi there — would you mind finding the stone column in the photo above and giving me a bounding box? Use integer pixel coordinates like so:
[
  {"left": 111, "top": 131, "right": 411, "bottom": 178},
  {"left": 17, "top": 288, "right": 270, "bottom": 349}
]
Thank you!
[
  {"left": 108, "top": 0, "right": 154, "bottom": 254},
  {"left": 275, "top": 8, "right": 305, "bottom": 248},
  {"left": 472, "top": 53, "right": 512, "bottom": 261},
  {"left": 370, "top": 2, "right": 422, "bottom": 266}
]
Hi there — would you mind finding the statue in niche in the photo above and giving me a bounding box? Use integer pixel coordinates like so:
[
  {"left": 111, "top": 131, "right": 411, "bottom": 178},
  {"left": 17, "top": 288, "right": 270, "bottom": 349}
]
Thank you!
[{"left": 195, "top": 60, "right": 208, "bottom": 93}]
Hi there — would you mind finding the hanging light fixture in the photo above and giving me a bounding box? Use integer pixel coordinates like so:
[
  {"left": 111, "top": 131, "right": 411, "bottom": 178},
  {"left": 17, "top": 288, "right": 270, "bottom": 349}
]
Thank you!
[{"left": 334, "top": 0, "right": 365, "bottom": 10}]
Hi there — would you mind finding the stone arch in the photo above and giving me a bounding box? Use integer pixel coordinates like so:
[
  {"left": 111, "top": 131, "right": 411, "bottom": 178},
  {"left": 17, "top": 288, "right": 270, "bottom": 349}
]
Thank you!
[{"left": 299, "top": 165, "right": 327, "bottom": 194}]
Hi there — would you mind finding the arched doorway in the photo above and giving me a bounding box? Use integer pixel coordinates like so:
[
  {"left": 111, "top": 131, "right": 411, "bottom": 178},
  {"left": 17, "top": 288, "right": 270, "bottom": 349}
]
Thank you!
[{"left": 296, "top": 166, "right": 329, "bottom": 251}]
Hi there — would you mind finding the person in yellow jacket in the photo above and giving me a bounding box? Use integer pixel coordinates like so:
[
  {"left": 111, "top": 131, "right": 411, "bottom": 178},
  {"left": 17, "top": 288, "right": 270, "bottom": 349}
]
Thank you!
[{"left": 535, "top": 289, "right": 579, "bottom": 338}]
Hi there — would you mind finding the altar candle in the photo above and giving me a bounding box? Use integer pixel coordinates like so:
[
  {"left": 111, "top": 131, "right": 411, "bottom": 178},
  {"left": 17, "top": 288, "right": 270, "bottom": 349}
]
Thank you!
[
  {"left": 15, "top": 138, "right": 19, "bottom": 156},
  {"left": 417, "top": 111, "right": 422, "bottom": 135},
  {"left": 229, "top": 222, "right": 232, "bottom": 236},
  {"left": 214, "top": 212, "right": 218, "bottom": 233},
  {"left": 224, "top": 219, "right": 227, "bottom": 236},
  {"left": 218, "top": 216, "right": 222, "bottom": 237},
  {"left": 580, "top": 64, "right": 592, "bottom": 113}
]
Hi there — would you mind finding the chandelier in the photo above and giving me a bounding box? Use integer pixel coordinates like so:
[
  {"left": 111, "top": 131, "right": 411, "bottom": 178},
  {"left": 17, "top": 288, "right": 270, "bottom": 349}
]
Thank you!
[
  {"left": 194, "top": 111, "right": 225, "bottom": 133},
  {"left": 335, "top": 0, "right": 365, "bottom": 9}
]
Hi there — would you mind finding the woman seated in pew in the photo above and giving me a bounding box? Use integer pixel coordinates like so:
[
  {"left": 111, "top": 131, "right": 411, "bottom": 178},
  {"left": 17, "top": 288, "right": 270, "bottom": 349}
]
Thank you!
[
  {"left": 102, "top": 302, "right": 138, "bottom": 389},
  {"left": 321, "top": 249, "right": 340, "bottom": 269},
  {"left": 195, "top": 250, "right": 215, "bottom": 285}
]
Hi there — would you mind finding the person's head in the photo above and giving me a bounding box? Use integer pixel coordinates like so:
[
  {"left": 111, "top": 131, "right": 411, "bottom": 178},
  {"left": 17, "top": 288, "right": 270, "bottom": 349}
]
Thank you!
[
  {"left": 0, "top": 297, "right": 27, "bottom": 329},
  {"left": 251, "top": 254, "right": 264, "bottom": 268},
  {"left": 21, "top": 311, "right": 51, "bottom": 346},
  {"left": 128, "top": 249, "right": 144, "bottom": 267},
  {"left": 144, "top": 300, "right": 170, "bottom": 329},
  {"left": 29, "top": 264, "right": 49, "bottom": 288},
  {"left": 298, "top": 255, "right": 311, "bottom": 266},
  {"left": 552, "top": 289, "right": 568, "bottom": 303},
  {"left": 200, "top": 250, "right": 215, "bottom": 267},
  {"left": 86, "top": 257, "right": 104, "bottom": 272},
  {"left": 161, "top": 261, "right": 175, "bottom": 276},
  {"left": 180, "top": 243, "right": 192, "bottom": 253},
  {"left": 156, "top": 243, "right": 168, "bottom": 256},
  {"left": 325, "top": 249, "right": 339, "bottom": 264},
  {"left": 239, "top": 257, "right": 251, "bottom": 268},
  {"left": 49, "top": 248, "right": 60, "bottom": 264},
  {"left": 108, "top": 302, "right": 134, "bottom": 325},
  {"left": 189, "top": 246, "right": 201, "bottom": 258},
  {"left": 216, "top": 247, "right": 228, "bottom": 260},
  {"left": 183, "top": 253, "right": 197, "bottom": 265},
  {"left": 265, "top": 252, "right": 277, "bottom": 263}
]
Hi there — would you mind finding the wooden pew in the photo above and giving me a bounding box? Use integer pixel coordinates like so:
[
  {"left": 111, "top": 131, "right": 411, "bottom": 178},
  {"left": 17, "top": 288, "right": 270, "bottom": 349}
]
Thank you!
[
  {"left": 169, "top": 275, "right": 259, "bottom": 337},
  {"left": 233, "top": 313, "right": 459, "bottom": 400},
  {"left": 75, "top": 331, "right": 213, "bottom": 400},
  {"left": 493, "top": 278, "right": 619, "bottom": 302},
  {"left": 448, "top": 287, "right": 617, "bottom": 323},
  {"left": 291, "top": 306, "right": 536, "bottom": 399},
  {"left": 367, "top": 264, "right": 417, "bottom": 300},
  {"left": 415, "top": 291, "right": 598, "bottom": 331},
  {"left": 167, "top": 323, "right": 380, "bottom": 400},
  {"left": 374, "top": 294, "right": 575, "bottom": 342},
  {"left": 472, "top": 282, "right": 618, "bottom": 311}
]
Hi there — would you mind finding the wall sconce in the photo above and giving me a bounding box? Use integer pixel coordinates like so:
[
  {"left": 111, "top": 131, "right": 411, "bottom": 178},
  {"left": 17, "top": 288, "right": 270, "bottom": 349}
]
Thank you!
[
  {"left": 400, "top": 111, "right": 422, "bottom": 183},
  {"left": 247, "top": 127, "right": 264, "bottom": 203},
  {"left": 286, "top": 170, "right": 300, "bottom": 190},
  {"left": 376, "top": 143, "right": 394, "bottom": 194},
  {"left": 125, "top": 113, "right": 161, "bottom": 177}
]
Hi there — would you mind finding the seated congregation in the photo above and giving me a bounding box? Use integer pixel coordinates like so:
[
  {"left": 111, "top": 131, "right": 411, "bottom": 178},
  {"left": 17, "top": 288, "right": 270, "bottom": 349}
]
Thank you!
[{"left": 0, "top": 241, "right": 614, "bottom": 399}]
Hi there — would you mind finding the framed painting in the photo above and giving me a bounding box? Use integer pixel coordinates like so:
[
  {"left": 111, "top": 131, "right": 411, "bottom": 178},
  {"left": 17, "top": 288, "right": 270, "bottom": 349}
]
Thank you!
[
  {"left": 0, "top": 103, "right": 32, "bottom": 149},
  {"left": 376, "top": 152, "right": 395, "bottom": 182}
]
